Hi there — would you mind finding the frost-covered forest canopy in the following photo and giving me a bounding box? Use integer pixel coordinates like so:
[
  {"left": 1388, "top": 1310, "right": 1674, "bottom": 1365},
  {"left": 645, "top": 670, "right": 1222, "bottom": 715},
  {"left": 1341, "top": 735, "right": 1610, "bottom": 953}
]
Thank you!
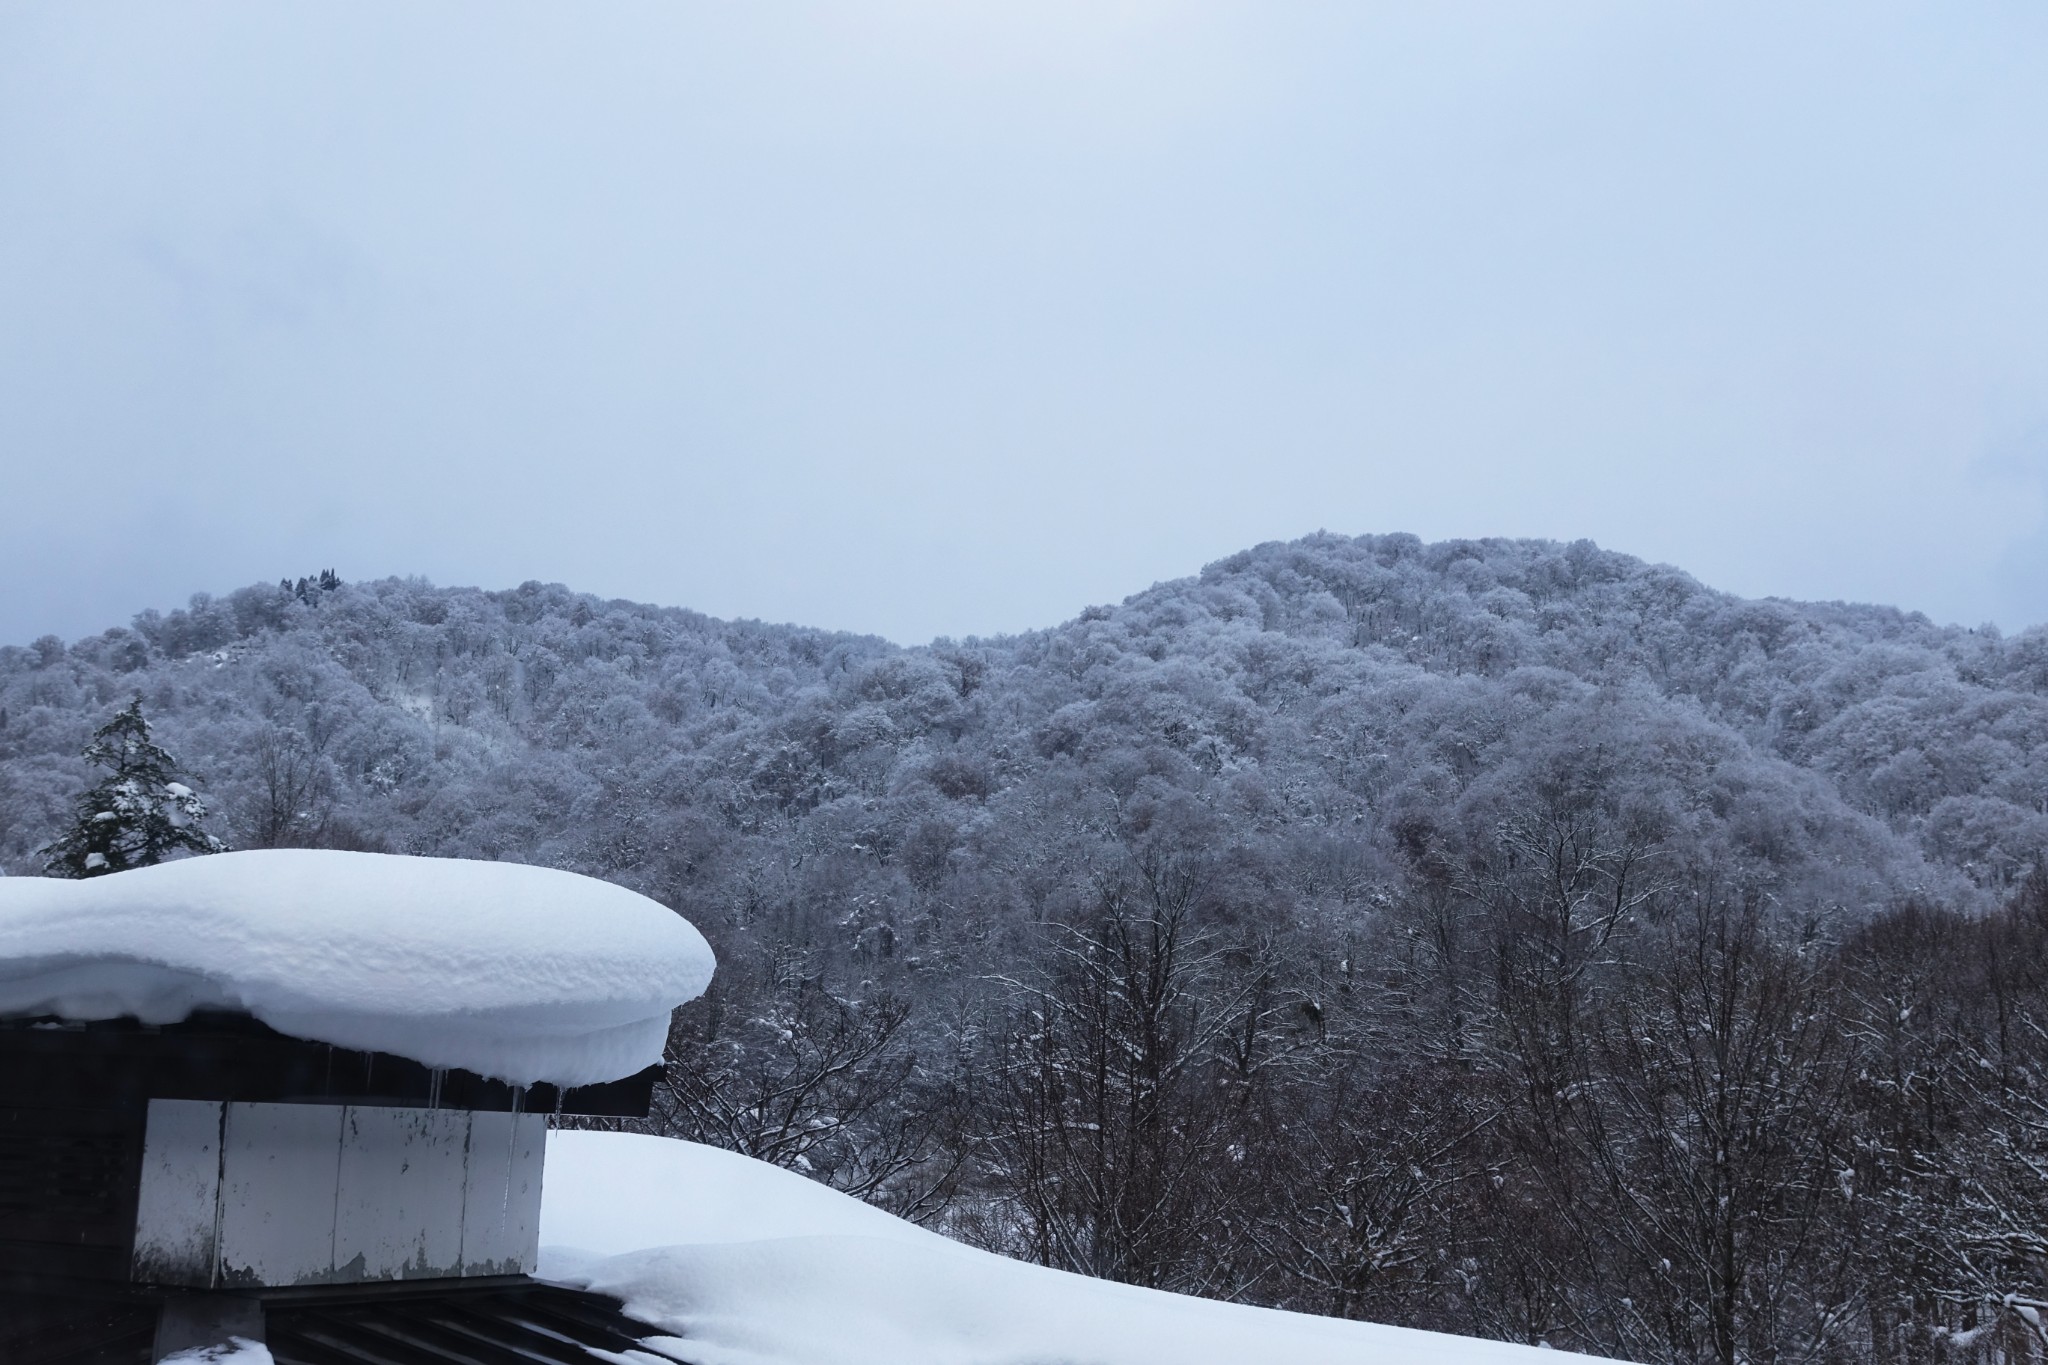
[
  {"left": 6, "top": 532, "right": 2048, "bottom": 1365},
  {"left": 7, "top": 534, "right": 2041, "bottom": 898}
]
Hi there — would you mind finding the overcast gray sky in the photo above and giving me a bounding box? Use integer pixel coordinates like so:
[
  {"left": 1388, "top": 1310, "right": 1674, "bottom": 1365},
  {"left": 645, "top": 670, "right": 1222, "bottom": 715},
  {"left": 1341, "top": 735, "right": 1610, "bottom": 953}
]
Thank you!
[{"left": 4, "top": 3, "right": 2046, "bottom": 646}]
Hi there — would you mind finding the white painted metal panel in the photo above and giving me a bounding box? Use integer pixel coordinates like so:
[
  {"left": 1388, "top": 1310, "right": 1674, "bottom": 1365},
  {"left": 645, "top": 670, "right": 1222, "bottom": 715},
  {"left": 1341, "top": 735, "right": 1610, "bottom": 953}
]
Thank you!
[
  {"left": 217, "top": 1103, "right": 343, "bottom": 1287},
  {"left": 507, "top": 1113, "right": 546, "bottom": 1270},
  {"left": 459, "top": 1111, "right": 545, "bottom": 1275},
  {"left": 131, "top": 1099, "right": 225, "bottom": 1287},
  {"left": 147, "top": 1101, "right": 552, "bottom": 1288},
  {"left": 333, "top": 1106, "right": 469, "bottom": 1280}
]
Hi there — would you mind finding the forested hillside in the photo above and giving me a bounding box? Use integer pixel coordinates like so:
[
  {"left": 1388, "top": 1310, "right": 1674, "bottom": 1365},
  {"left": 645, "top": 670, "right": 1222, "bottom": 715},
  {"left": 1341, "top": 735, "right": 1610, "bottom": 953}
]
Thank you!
[{"left": 6, "top": 533, "right": 2048, "bottom": 1364}]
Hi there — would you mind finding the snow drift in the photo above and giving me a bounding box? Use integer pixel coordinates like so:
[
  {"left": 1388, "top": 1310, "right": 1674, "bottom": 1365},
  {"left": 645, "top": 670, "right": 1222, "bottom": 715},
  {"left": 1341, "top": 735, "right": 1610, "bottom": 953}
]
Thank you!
[
  {"left": 0, "top": 850, "right": 714, "bottom": 1086},
  {"left": 540, "top": 1131, "right": 1624, "bottom": 1365}
]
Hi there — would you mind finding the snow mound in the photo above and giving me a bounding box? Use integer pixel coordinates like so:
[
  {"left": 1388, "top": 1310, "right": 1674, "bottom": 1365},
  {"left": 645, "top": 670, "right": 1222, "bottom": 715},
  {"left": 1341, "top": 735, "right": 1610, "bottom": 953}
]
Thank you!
[
  {"left": 542, "top": 1131, "right": 945, "bottom": 1255},
  {"left": 0, "top": 850, "right": 714, "bottom": 1086},
  {"left": 539, "top": 1132, "right": 1623, "bottom": 1365},
  {"left": 159, "top": 1340, "right": 272, "bottom": 1365}
]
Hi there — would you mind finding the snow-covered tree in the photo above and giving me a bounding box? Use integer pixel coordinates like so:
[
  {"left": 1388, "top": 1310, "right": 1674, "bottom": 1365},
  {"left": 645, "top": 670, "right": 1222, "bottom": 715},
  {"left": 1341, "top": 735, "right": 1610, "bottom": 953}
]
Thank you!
[{"left": 39, "top": 696, "right": 227, "bottom": 877}]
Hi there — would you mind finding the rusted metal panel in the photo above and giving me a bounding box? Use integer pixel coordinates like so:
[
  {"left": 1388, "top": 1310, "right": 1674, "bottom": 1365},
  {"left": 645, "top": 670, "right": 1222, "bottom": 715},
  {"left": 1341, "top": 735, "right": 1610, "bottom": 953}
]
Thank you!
[
  {"left": 217, "top": 1102, "right": 344, "bottom": 1287},
  {"left": 332, "top": 1106, "right": 468, "bottom": 1281},
  {"left": 131, "top": 1099, "right": 224, "bottom": 1287}
]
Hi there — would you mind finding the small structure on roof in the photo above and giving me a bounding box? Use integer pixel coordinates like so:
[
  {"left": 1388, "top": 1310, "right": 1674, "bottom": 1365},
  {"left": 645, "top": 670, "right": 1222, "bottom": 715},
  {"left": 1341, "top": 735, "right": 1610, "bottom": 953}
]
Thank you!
[{"left": 0, "top": 849, "right": 714, "bottom": 1364}]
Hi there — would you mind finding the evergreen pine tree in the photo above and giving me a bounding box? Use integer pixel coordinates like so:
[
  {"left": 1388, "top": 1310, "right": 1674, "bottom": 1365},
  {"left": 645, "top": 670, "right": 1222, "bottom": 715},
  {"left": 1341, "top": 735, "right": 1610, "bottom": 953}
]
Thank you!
[{"left": 39, "top": 697, "right": 228, "bottom": 878}]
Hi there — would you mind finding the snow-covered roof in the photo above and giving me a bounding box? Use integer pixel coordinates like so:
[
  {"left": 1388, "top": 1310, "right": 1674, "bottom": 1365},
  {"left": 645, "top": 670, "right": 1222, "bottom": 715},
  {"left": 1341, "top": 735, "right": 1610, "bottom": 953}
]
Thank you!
[
  {"left": 538, "top": 1132, "right": 1627, "bottom": 1365},
  {"left": 0, "top": 850, "right": 714, "bottom": 1087}
]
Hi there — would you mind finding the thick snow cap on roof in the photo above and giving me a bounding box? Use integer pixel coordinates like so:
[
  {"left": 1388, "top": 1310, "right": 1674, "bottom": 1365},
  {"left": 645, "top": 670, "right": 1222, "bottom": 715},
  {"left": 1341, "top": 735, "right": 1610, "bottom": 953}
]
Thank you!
[{"left": 0, "top": 850, "right": 714, "bottom": 1087}]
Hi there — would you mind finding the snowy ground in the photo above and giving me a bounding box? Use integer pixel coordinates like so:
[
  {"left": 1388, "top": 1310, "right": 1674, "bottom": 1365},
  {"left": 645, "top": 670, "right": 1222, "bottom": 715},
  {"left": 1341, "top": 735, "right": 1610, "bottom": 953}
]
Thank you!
[
  {"left": 541, "top": 1131, "right": 1621, "bottom": 1365},
  {"left": 160, "top": 1342, "right": 272, "bottom": 1365}
]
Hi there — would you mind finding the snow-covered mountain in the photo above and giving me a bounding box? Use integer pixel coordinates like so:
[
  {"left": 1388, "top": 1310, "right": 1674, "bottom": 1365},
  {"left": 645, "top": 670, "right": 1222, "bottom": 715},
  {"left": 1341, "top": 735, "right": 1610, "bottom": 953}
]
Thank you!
[{"left": 5, "top": 532, "right": 2046, "bottom": 1362}]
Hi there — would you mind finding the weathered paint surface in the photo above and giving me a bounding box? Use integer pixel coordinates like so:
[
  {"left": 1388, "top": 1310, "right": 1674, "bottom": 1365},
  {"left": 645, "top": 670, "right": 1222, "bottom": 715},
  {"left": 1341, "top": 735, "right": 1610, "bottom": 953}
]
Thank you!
[
  {"left": 460, "top": 1110, "right": 547, "bottom": 1274},
  {"left": 218, "top": 1102, "right": 345, "bottom": 1287},
  {"left": 131, "top": 1099, "right": 225, "bottom": 1286},
  {"left": 333, "top": 1106, "right": 467, "bottom": 1280},
  {"left": 132, "top": 1102, "right": 547, "bottom": 1288}
]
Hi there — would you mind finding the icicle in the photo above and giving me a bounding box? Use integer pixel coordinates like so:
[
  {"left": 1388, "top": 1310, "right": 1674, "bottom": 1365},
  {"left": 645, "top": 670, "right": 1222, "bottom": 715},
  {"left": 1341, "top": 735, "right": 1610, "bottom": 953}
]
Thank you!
[{"left": 501, "top": 1086, "right": 525, "bottom": 1238}]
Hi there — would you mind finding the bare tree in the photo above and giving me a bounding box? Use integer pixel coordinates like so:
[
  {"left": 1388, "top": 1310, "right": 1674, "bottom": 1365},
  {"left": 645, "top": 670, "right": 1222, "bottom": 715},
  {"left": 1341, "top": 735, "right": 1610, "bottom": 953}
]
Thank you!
[
  {"left": 1901, "top": 873, "right": 2048, "bottom": 1362},
  {"left": 1579, "top": 881, "right": 1854, "bottom": 1365},
  {"left": 244, "top": 726, "right": 336, "bottom": 848},
  {"left": 980, "top": 853, "right": 1277, "bottom": 1293},
  {"left": 1431, "top": 786, "right": 1671, "bottom": 1350},
  {"left": 1255, "top": 1061, "right": 1499, "bottom": 1324},
  {"left": 649, "top": 972, "right": 966, "bottom": 1223}
]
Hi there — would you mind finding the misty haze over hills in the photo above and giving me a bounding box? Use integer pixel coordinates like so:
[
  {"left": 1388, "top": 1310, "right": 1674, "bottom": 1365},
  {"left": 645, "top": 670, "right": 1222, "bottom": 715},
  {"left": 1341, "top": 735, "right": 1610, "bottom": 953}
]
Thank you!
[{"left": 6, "top": 532, "right": 2048, "bottom": 1361}]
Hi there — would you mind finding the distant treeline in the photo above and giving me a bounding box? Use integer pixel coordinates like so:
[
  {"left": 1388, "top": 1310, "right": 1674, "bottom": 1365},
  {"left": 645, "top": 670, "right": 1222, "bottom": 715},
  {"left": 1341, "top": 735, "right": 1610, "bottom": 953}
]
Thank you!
[{"left": 3, "top": 533, "right": 2045, "bottom": 1364}]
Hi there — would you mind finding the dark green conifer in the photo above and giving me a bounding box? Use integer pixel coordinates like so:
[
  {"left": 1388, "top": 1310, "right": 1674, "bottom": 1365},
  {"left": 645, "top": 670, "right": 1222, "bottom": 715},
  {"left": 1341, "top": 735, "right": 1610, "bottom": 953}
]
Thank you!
[{"left": 39, "top": 697, "right": 228, "bottom": 878}]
